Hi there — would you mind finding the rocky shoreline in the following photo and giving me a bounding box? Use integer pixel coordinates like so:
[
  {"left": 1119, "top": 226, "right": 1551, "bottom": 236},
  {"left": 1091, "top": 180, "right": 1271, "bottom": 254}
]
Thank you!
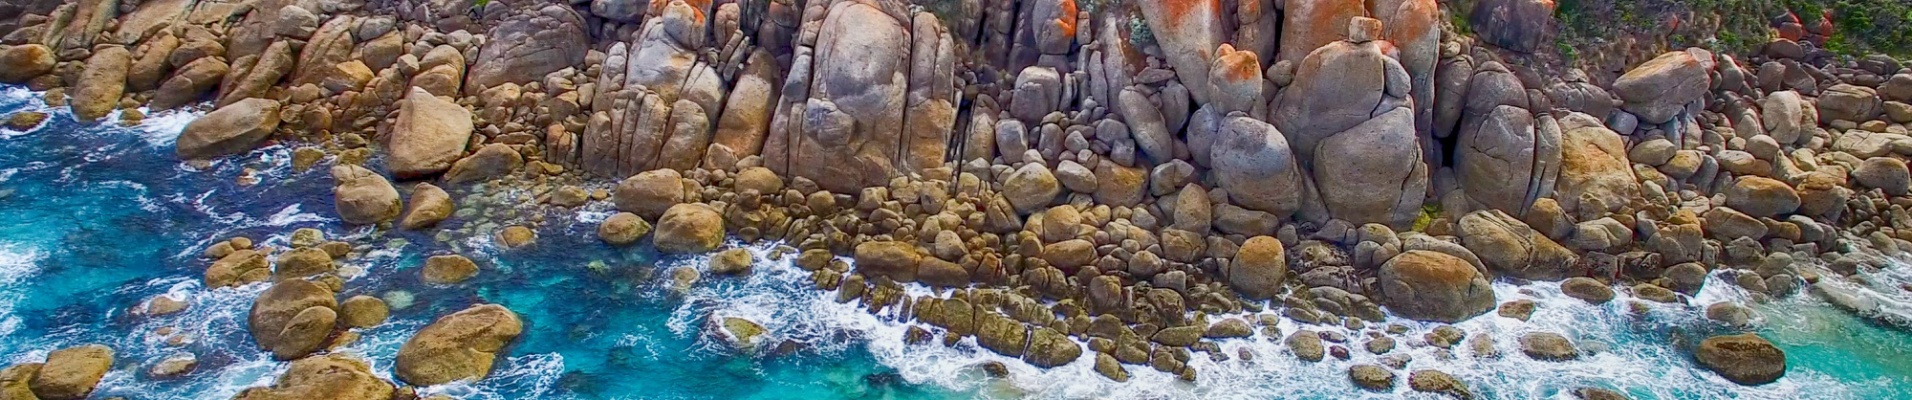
[{"left": 1, "top": 0, "right": 1906, "bottom": 397}]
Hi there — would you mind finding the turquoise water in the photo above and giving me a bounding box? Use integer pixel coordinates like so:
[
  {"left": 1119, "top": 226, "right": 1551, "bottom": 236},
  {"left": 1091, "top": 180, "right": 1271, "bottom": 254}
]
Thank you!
[{"left": 1, "top": 85, "right": 1909, "bottom": 399}]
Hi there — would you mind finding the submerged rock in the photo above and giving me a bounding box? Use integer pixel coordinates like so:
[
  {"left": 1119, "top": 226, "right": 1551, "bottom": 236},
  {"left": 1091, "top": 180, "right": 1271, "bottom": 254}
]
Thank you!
[
  {"left": 598, "top": 212, "right": 653, "bottom": 245},
  {"left": 422, "top": 255, "right": 478, "bottom": 284},
  {"left": 395, "top": 304, "right": 524, "bottom": 386},
  {"left": 1695, "top": 333, "right": 1786, "bottom": 385}
]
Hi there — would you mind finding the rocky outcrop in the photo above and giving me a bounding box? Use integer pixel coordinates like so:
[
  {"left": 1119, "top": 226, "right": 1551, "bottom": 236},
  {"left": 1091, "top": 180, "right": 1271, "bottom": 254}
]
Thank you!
[
  {"left": 466, "top": 5, "right": 588, "bottom": 95},
  {"left": 232, "top": 354, "right": 394, "bottom": 400},
  {"left": 760, "top": 0, "right": 958, "bottom": 192},
  {"left": 1612, "top": 49, "right": 1713, "bottom": 124},
  {"left": 176, "top": 98, "right": 281, "bottom": 160},
  {"left": 1378, "top": 250, "right": 1495, "bottom": 322},
  {"left": 248, "top": 279, "right": 337, "bottom": 360},
  {"left": 579, "top": 0, "right": 727, "bottom": 177},
  {"left": 1553, "top": 113, "right": 1640, "bottom": 216},
  {"left": 388, "top": 88, "right": 474, "bottom": 179},
  {"left": 395, "top": 304, "right": 523, "bottom": 386},
  {"left": 1455, "top": 64, "right": 1559, "bottom": 216},
  {"left": 1274, "top": 19, "right": 1426, "bottom": 227}
]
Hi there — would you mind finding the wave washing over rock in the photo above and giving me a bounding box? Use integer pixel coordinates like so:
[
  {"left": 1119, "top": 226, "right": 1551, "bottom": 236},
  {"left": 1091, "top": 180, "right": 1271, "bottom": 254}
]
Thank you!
[{"left": 7, "top": 0, "right": 1912, "bottom": 399}]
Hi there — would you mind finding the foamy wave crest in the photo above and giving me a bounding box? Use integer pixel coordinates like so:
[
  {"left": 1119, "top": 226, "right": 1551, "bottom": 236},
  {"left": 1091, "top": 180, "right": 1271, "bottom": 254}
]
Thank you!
[
  {"left": 420, "top": 353, "right": 568, "bottom": 400},
  {"left": 0, "top": 244, "right": 43, "bottom": 344},
  {"left": 134, "top": 107, "right": 204, "bottom": 148}
]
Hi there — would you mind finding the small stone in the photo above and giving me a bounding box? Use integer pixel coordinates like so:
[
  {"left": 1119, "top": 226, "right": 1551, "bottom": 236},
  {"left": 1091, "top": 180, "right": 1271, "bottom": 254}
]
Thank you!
[{"left": 598, "top": 212, "right": 653, "bottom": 245}]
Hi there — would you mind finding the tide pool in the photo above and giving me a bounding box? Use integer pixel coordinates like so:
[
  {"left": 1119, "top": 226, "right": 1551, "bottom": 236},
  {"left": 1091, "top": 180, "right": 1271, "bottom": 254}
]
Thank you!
[{"left": 2, "top": 86, "right": 1910, "bottom": 399}]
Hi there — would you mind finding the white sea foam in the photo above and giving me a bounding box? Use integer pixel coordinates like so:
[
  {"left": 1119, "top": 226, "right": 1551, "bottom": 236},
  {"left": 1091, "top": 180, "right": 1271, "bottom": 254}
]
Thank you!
[
  {"left": 0, "top": 244, "right": 42, "bottom": 344},
  {"left": 648, "top": 241, "right": 1879, "bottom": 400},
  {"left": 134, "top": 107, "right": 203, "bottom": 148}
]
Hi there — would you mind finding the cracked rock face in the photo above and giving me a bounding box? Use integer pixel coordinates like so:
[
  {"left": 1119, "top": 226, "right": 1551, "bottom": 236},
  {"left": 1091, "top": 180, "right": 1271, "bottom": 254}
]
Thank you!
[
  {"left": 467, "top": 4, "right": 588, "bottom": 95},
  {"left": 760, "top": 0, "right": 956, "bottom": 192}
]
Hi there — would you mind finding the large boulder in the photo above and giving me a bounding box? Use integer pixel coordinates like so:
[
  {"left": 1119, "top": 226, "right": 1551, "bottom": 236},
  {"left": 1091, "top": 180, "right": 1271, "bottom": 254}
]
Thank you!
[
  {"left": 1853, "top": 157, "right": 1911, "bottom": 196},
  {"left": 653, "top": 203, "right": 724, "bottom": 253},
  {"left": 1378, "top": 250, "right": 1495, "bottom": 323},
  {"left": 1313, "top": 107, "right": 1428, "bottom": 229},
  {"left": 176, "top": 98, "right": 282, "bottom": 160},
  {"left": 1760, "top": 91, "right": 1813, "bottom": 144},
  {"left": 400, "top": 183, "right": 453, "bottom": 230},
  {"left": 1817, "top": 84, "right": 1881, "bottom": 123},
  {"left": 761, "top": 0, "right": 918, "bottom": 193},
  {"left": 331, "top": 165, "right": 403, "bottom": 225},
  {"left": 1211, "top": 115, "right": 1304, "bottom": 219},
  {"left": 444, "top": 143, "right": 525, "bottom": 184},
  {"left": 1136, "top": 0, "right": 1226, "bottom": 104},
  {"left": 597, "top": 212, "right": 653, "bottom": 245},
  {"left": 69, "top": 45, "right": 131, "bottom": 121},
  {"left": 232, "top": 354, "right": 394, "bottom": 400},
  {"left": 387, "top": 88, "right": 475, "bottom": 179},
  {"left": 151, "top": 57, "right": 230, "bottom": 110},
  {"left": 1612, "top": 49, "right": 1712, "bottom": 124},
  {"left": 1554, "top": 113, "right": 1640, "bottom": 215},
  {"left": 28, "top": 344, "right": 113, "bottom": 400},
  {"left": 248, "top": 279, "right": 338, "bottom": 360},
  {"left": 0, "top": 44, "right": 55, "bottom": 83},
  {"left": 613, "top": 169, "right": 686, "bottom": 220},
  {"left": 1723, "top": 176, "right": 1801, "bottom": 218},
  {"left": 466, "top": 5, "right": 588, "bottom": 94},
  {"left": 1695, "top": 333, "right": 1786, "bottom": 386},
  {"left": 1002, "top": 162, "right": 1061, "bottom": 214},
  {"left": 1273, "top": 18, "right": 1400, "bottom": 163},
  {"left": 1456, "top": 105, "right": 1560, "bottom": 215},
  {"left": 1229, "top": 236, "right": 1288, "bottom": 300},
  {"left": 854, "top": 241, "right": 923, "bottom": 282},
  {"left": 395, "top": 304, "right": 524, "bottom": 386},
  {"left": 1457, "top": 210, "right": 1578, "bottom": 280}
]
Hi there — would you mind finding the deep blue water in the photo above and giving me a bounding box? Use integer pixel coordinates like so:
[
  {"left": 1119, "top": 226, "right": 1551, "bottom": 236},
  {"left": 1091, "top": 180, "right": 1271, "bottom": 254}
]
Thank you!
[{"left": 2, "top": 86, "right": 1910, "bottom": 399}]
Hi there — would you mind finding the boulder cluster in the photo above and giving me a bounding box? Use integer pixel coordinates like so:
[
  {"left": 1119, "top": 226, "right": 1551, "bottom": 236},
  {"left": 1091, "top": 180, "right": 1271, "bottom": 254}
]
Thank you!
[{"left": 21, "top": 0, "right": 1912, "bottom": 392}]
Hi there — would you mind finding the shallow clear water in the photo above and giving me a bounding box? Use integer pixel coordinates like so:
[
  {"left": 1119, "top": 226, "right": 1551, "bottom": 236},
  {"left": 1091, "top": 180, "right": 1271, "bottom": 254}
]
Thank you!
[{"left": 1, "top": 86, "right": 1909, "bottom": 399}]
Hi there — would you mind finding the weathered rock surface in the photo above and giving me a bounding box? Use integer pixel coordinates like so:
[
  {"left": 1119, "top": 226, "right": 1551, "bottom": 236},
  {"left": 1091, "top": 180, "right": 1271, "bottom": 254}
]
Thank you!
[
  {"left": 395, "top": 304, "right": 524, "bottom": 386},
  {"left": 176, "top": 98, "right": 282, "bottom": 160},
  {"left": 1379, "top": 250, "right": 1496, "bottom": 322}
]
